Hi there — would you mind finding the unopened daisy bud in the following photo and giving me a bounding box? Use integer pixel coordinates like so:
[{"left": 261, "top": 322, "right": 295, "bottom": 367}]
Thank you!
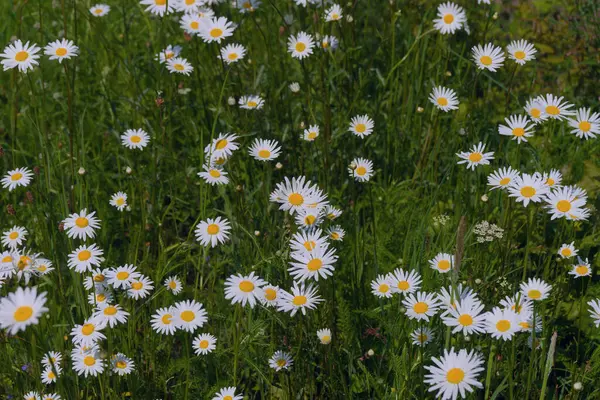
[
  {"left": 574, "top": 382, "right": 583, "bottom": 391},
  {"left": 125, "top": 166, "right": 132, "bottom": 174},
  {"left": 346, "top": 15, "right": 353, "bottom": 22},
  {"left": 289, "top": 82, "right": 300, "bottom": 93},
  {"left": 493, "top": 12, "right": 498, "bottom": 19},
  {"left": 300, "top": 121, "right": 305, "bottom": 129},
  {"left": 236, "top": 184, "right": 243, "bottom": 192},
  {"left": 475, "top": 278, "right": 482, "bottom": 284},
  {"left": 445, "top": 71, "right": 452, "bottom": 77},
  {"left": 275, "top": 162, "right": 283, "bottom": 169},
  {"left": 228, "top": 97, "right": 236, "bottom": 105},
  {"left": 367, "top": 349, "right": 374, "bottom": 357},
  {"left": 416, "top": 106, "right": 424, "bottom": 113},
  {"left": 126, "top": 206, "right": 131, "bottom": 212},
  {"left": 254, "top": 230, "right": 260, "bottom": 236},
  {"left": 78, "top": 167, "right": 86, "bottom": 175},
  {"left": 481, "top": 194, "right": 488, "bottom": 202}
]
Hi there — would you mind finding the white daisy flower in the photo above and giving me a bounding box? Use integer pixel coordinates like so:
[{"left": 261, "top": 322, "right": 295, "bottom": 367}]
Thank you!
[
  {"left": 270, "top": 176, "right": 328, "bottom": 214},
  {"left": 164, "top": 276, "right": 183, "bottom": 294},
  {"left": 317, "top": 328, "right": 332, "bottom": 344},
  {"left": 0, "top": 40, "right": 41, "bottom": 72},
  {"left": 294, "top": 207, "right": 325, "bottom": 229},
  {"left": 105, "top": 264, "right": 141, "bottom": 289},
  {"left": 520, "top": 277, "right": 552, "bottom": 301},
  {"left": 193, "top": 333, "right": 217, "bottom": 355},
  {"left": 485, "top": 307, "right": 520, "bottom": 340},
  {"left": 139, "top": 0, "right": 175, "bottom": 16},
  {"left": 199, "top": 17, "right": 236, "bottom": 43},
  {"left": 424, "top": 347, "right": 484, "bottom": 399},
  {"left": 67, "top": 244, "right": 104, "bottom": 273},
  {"left": 387, "top": 268, "right": 422, "bottom": 295},
  {"left": 62, "top": 209, "right": 102, "bottom": 240},
  {"left": 239, "top": 95, "right": 264, "bottom": 110},
  {"left": 371, "top": 274, "right": 394, "bottom": 298},
  {"left": 289, "top": 245, "right": 337, "bottom": 282},
  {"left": 127, "top": 275, "right": 154, "bottom": 300},
  {"left": 544, "top": 186, "right": 588, "bottom": 220},
  {"left": 180, "top": 14, "right": 204, "bottom": 35},
  {"left": 290, "top": 228, "right": 328, "bottom": 253},
  {"left": 109, "top": 192, "right": 128, "bottom": 211},
  {"left": 321, "top": 35, "right": 339, "bottom": 51},
  {"left": 539, "top": 94, "right": 575, "bottom": 121},
  {"left": 111, "top": 353, "right": 135, "bottom": 376},
  {"left": 166, "top": 57, "right": 193, "bottom": 75},
  {"left": 204, "top": 133, "right": 239, "bottom": 159},
  {"left": 73, "top": 349, "right": 105, "bottom": 377},
  {"left": 487, "top": 166, "right": 520, "bottom": 191},
  {"left": 194, "top": 217, "right": 231, "bottom": 247},
  {"left": 568, "top": 107, "right": 600, "bottom": 139},
  {"left": 441, "top": 297, "right": 486, "bottom": 336},
  {"left": 0, "top": 286, "right": 48, "bottom": 334},
  {"left": 260, "top": 284, "right": 281, "bottom": 306},
  {"left": 524, "top": 96, "right": 548, "bottom": 123},
  {"left": 248, "top": 138, "right": 281, "bottom": 161},
  {"left": 588, "top": 299, "right": 600, "bottom": 327},
  {"left": 198, "top": 165, "right": 229, "bottom": 186},
  {"left": 433, "top": 2, "right": 466, "bottom": 34},
  {"left": 212, "top": 387, "right": 243, "bottom": 400},
  {"left": 220, "top": 43, "right": 246, "bottom": 64},
  {"left": 456, "top": 142, "right": 494, "bottom": 170},
  {"left": 151, "top": 307, "right": 177, "bottom": 335},
  {"left": 429, "top": 253, "right": 454, "bottom": 273},
  {"left": 224, "top": 272, "right": 266, "bottom": 308},
  {"left": 70, "top": 319, "right": 106, "bottom": 346},
  {"left": 173, "top": 300, "right": 207, "bottom": 332},
  {"left": 542, "top": 169, "right": 562, "bottom": 188},
  {"left": 558, "top": 242, "right": 577, "bottom": 259},
  {"left": 348, "top": 158, "right": 374, "bottom": 182},
  {"left": 92, "top": 303, "right": 129, "bottom": 328},
  {"left": 569, "top": 258, "right": 592, "bottom": 278},
  {"left": 498, "top": 114, "right": 535, "bottom": 143},
  {"left": 41, "top": 351, "right": 63, "bottom": 369},
  {"left": 326, "top": 225, "right": 345, "bottom": 242},
  {"left": 288, "top": 31, "right": 314, "bottom": 59},
  {"left": 471, "top": 43, "right": 505, "bottom": 72},
  {"left": 89, "top": 4, "right": 110, "bottom": 16},
  {"left": 506, "top": 39, "right": 537, "bottom": 65},
  {"left": 2, "top": 226, "right": 27, "bottom": 249},
  {"left": 348, "top": 115, "right": 374, "bottom": 138},
  {"left": 429, "top": 86, "right": 459, "bottom": 112},
  {"left": 277, "top": 281, "right": 323, "bottom": 316},
  {"left": 236, "top": 0, "right": 261, "bottom": 13},
  {"left": 325, "top": 4, "right": 343, "bottom": 21},
  {"left": 269, "top": 350, "right": 293, "bottom": 371},
  {"left": 402, "top": 291, "right": 440, "bottom": 321},
  {"left": 156, "top": 45, "right": 182, "bottom": 64},
  {"left": 44, "top": 39, "right": 78, "bottom": 63},
  {"left": 121, "top": 129, "right": 150, "bottom": 150},
  {"left": 411, "top": 327, "right": 435, "bottom": 346},
  {"left": 1, "top": 167, "right": 33, "bottom": 191},
  {"left": 507, "top": 173, "right": 549, "bottom": 207},
  {"left": 302, "top": 125, "right": 320, "bottom": 141}
]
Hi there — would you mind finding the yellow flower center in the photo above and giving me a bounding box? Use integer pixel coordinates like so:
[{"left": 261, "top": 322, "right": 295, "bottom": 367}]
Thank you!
[
  {"left": 155, "top": 0, "right": 166, "bottom": 5},
  {"left": 519, "top": 321, "right": 530, "bottom": 330},
  {"left": 528, "top": 289, "right": 542, "bottom": 299},
  {"left": 417, "top": 334, "right": 427, "bottom": 343},
  {"left": 561, "top": 248, "right": 572, "bottom": 257},
  {"left": 579, "top": 121, "right": 591, "bottom": 132},
  {"left": 512, "top": 127, "right": 525, "bottom": 137},
  {"left": 161, "top": 314, "right": 172, "bottom": 324},
  {"left": 9, "top": 232, "right": 19, "bottom": 239},
  {"left": 116, "top": 271, "right": 130, "bottom": 280},
  {"left": 116, "top": 198, "right": 125, "bottom": 206},
  {"left": 307, "top": 258, "right": 323, "bottom": 271},
  {"left": 514, "top": 50, "right": 526, "bottom": 60},
  {"left": 413, "top": 302, "right": 429, "bottom": 314},
  {"left": 576, "top": 265, "right": 589, "bottom": 275},
  {"left": 81, "top": 323, "right": 95, "bottom": 335},
  {"left": 293, "top": 295, "right": 307, "bottom": 306},
  {"left": 180, "top": 310, "right": 195, "bottom": 322},
  {"left": 116, "top": 361, "right": 127, "bottom": 369},
  {"left": 321, "top": 335, "right": 331, "bottom": 343},
  {"left": 443, "top": 14, "right": 454, "bottom": 24},
  {"left": 83, "top": 355, "right": 96, "bottom": 366},
  {"left": 11, "top": 172, "right": 23, "bottom": 181},
  {"left": 55, "top": 47, "right": 68, "bottom": 56},
  {"left": 247, "top": 100, "right": 257, "bottom": 107},
  {"left": 13, "top": 306, "right": 33, "bottom": 322},
  {"left": 199, "top": 340, "right": 209, "bottom": 349},
  {"left": 2, "top": 256, "right": 12, "bottom": 263},
  {"left": 355, "top": 123, "right": 366, "bottom": 133},
  {"left": 530, "top": 108, "right": 541, "bottom": 118},
  {"left": 169, "top": 281, "right": 177, "bottom": 289},
  {"left": 94, "top": 274, "right": 105, "bottom": 282},
  {"left": 264, "top": 288, "right": 277, "bottom": 301},
  {"left": 303, "top": 240, "right": 316, "bottom": 251},
  {"left": 304, "top": 215, "right": 316, "bottom": 225},
  {"left": 224, "top": 396, "right": 233, "bottom": 400},
  {"left": 277, "top": 359, "right": 287, "bottom": 367},
  {"left": 288, "top": 193, "right": 304, "bottom": 206},
  {"left": 458, "top": 314, "right": 473, "bottom": 326},
  {"left": 174, "top": 63, "right": 185, "bottom": 71},
  {"left": 468, "top": 152, "right": 482, "bottom": 162},
  {"left": 190, "top": 21, "right": 199, "bottom": 30},
  {"left": 295, "top": 42, "right": 306, "bottom": 52},
  {"left": 15, "top": 51, "right": 29, "bottom": 62},
  {"left": 378, "top": 284, "right": 390, "bottom": 293},
  {"left": 94, "top": 8, "right": 103, "bottom": 14},
  {"left": 556, "top": 200, "right": 571, "bottom": 213},
  {"left": 438, "top": 260, "right": 451, "bottom": 271},
  {"left": 78, "top": 250, "right": 92, "bottom": 261},
  {"left": 258, "top": 149, "right": 271, "bottom": 158},
  {"left": 215, "top": 139, "right": 228, "bottom": 150},
  {"left": 499, "top": 177, "right": 511, "bottom": 185},
  {"left": 96, "top": 294, "right": 106, "bottom": 302},
  {"left": 209, "top": 169, "right": 221, "bottom": 178},
  {"left": 227, "top": 53, "right": 238, "bottom": 60},
  {"left": 131, "top": 281, "right": 143, "bottom": 290},
  {"left": 356, "top": 166, "right": 367, "bottom": 176},
  {"left": 437, "top": 97, "right": 448, "bottom": 106},
  {"left": 210, "top": 28, "right": 223, "bottom": 38},
  {"left": 186, "top": 0, "right": 195, "bottom": 4},
  {"left": 520, "top": 186, "right": 536, "bottom": 198},
  {"left": 75, "top": 217, "right": 89, "bottom": 228},
  {"left": 243, "top": 1, "right": 252, "bottom": 9},
  {"left": 546, "top": 105, "right": 560, "bottom": 115},
  {"left": 480, "top": 55, "right": 493, "bottom": 66},
  {"left": 330, "top": 232, "right": 340, "bottom": 240},
  {"left": 446, "top": 368, "right": 465, "bottom": 384},
  {"left": 104, "top": 306, "right": 118, "bottom": 316},
  {"left": 239, "top": 280, "right": 254, "bottom": 293},
  {"left": 47, "top": 371, "right": 56, "bottom": 379},
  {"left": 397, "top": 281, "right": 409, "bottom": 291},
  {"left": 207, "top": 223, "right": 220, "bottom": 235},
  {"left": 308, "top": 131, "right": 317, "bottom": 139},
  {"left": 496, "top": 319, "right": 511, "bottom": 332}
]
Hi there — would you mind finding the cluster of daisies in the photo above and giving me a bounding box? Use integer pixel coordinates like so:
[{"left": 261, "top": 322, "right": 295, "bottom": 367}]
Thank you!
[
  {"left": 0, "top": 225, "right": 54, "bottom": 286},
  {"left": 0, "top": 38, "right": 78, "bottom": 72}
]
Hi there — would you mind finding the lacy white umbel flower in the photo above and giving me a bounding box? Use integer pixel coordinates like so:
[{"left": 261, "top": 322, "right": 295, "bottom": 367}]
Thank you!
[
  {"left": 199, "top": 17, "right": 235, "bottom": 43},
  {"left": 1, "top": 167, "right": 33, "bottom": 191},
  {"left": 62, "top": 209, "right": 101, "bottom": 240},
  {"left": 424, "top": 347, "right": 484, "bottom": 400},
  {"left": 456, "top": 142, "right": 494, "bottom": 170},
  {"left": 433, "top": 2, "right": 466, "bottom": 34},
  {"left": 248, "top": 138, "right": 281, "bottom": 161},
  {"left": 498, "top": 115, "right": 535, "bottom": 144},
  {"left": 220, "top": 43, "right": 246, "bottom": 64},
  {"left": 429, "top": 86, "right": 459, "bottom": 112},
  {"left": 2, "top": 225, "right": 27, "bottom": 249},
  {"left": 487, "top": 166, "right": 520, "bottom": 191},
  {"left": 472, "top": 43, "right": 505, "bottom": 72},
  {"left": 0, "top": 40, "right": 41, "bottom": 72},
  {"left": 277, "top": 281, "right": 323, "bottom": 316},
  {"left": 0, "top": 286, "right": 48, "bottom": 334},
  {"left": 90, "top": 4, "right": 110, "bottom": 16},
  {"left": 288, "top": 31, "right": 315, "bottom": 59},
  {"left": 507, "top": 173, "right": 549, "bottom": 207},
  {"left": 539, "top": 94, "right": 575, "bottom": 121},
  {"left": 524, "top": 96, "right": 548, "bottom": 124},
  {"left": 348, "top": 158, "right": 374, "bottom": 182},
  {"left": 224, "top": 272, "right": 266, "bottom": 308},
  {"left": 44, "top": 39, "right": 78, "bottom": 63},
  {"left": 173, "top": 300, "right": 207, "bottom": 332},
  {"left": 194, "top": 217, "right": 231, "bottom": 247},
  {"left": 520, "top": 277, "right": 552, "bottom": 301},
  {"left": 568, "top": 107, "right": 600, "bottom": 139},
  {"left": 402, "top": 291, "right": 440, "bottom": 321},
  {"left": 193, "top": 333, "right": 217, "bottom": 355},
  {"left": 506, "top": 39, "right": 537, "bottom": 65},
  {"left": 348, "top": 115, "right": 374, "bottom": 138},
  {"left": 269, "top": 350, "right": 294, "bottom": 371},
  {"left": 121, "top": 128, "right": 150, "bottom": 150},
  {"left": 558, "top": 242, "right": 578, "bottom": 259},
  {"left": 167, "top": 57, "right": 193, "bottom": 75},
  {"left": 239, "top": 95, "right": 264, "bottom": 110}
]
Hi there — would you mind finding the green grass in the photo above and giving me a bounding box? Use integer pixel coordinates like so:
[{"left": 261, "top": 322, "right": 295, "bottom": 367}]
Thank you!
[{"left": 1, "top": 0, "right": 600, "bottom": 398}]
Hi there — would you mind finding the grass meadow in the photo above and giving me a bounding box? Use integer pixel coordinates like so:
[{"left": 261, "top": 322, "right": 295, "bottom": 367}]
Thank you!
[{"left": 1, "top": 0, "right": 600, "bottom": 398}]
